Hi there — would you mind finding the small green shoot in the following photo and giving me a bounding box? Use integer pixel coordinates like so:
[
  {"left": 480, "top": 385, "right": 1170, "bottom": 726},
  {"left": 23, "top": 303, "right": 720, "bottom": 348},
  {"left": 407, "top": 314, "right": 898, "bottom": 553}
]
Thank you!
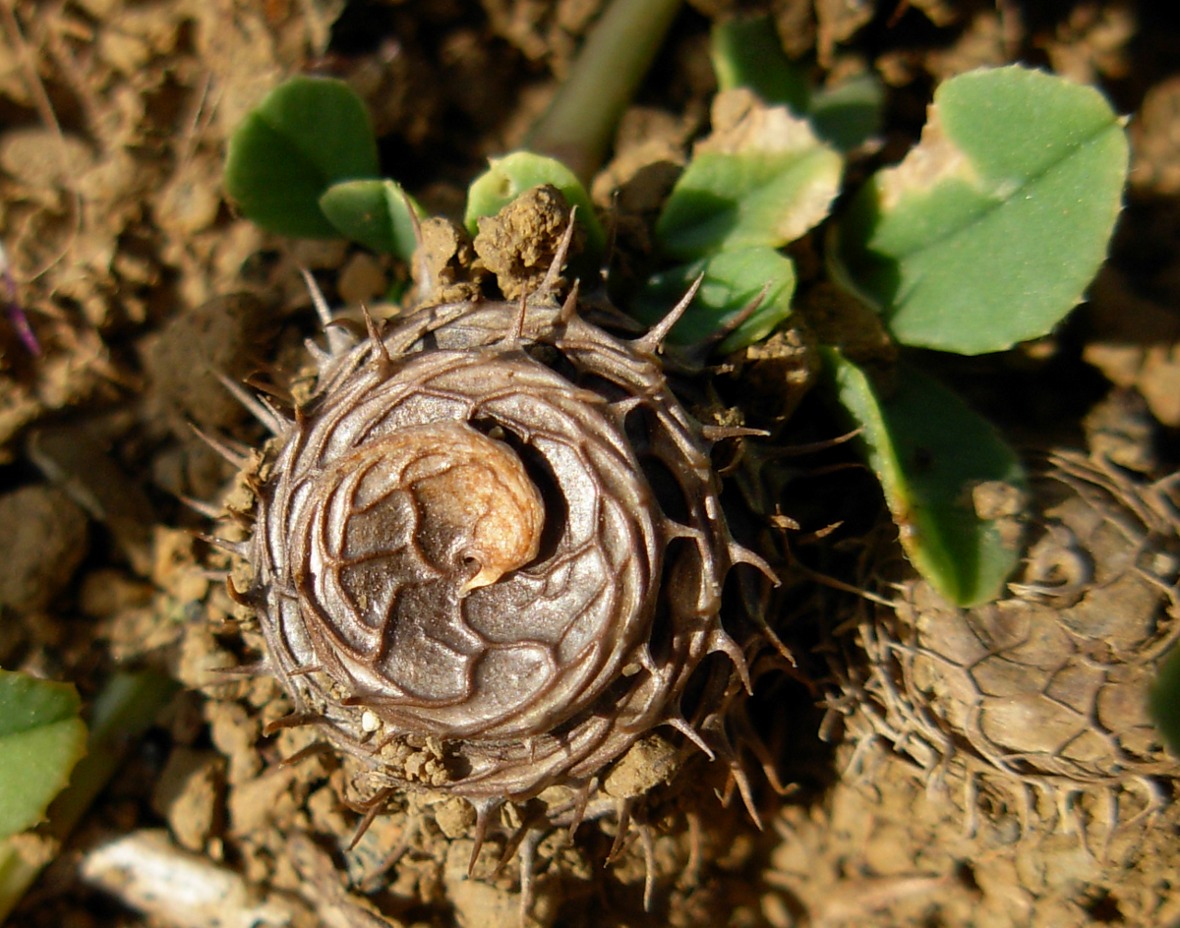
[
  {"left": 0, "top": 669, "right": 87, "bottom": 841},
  {"left": 225, "top": 76, "right": 381, "bottom": 240},
  {"left": 319, "top": 179, "right": 423, "bottom": 261}
]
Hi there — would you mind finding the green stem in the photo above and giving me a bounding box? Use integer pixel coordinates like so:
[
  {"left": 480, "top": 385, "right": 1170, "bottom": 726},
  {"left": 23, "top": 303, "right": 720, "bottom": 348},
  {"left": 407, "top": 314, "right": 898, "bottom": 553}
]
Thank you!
[
  {"left": 524, "top": 0, "right": 683, "bottom": 184},
  {"left": 0, "top": 671, "right": 178, "bottom": 925}
]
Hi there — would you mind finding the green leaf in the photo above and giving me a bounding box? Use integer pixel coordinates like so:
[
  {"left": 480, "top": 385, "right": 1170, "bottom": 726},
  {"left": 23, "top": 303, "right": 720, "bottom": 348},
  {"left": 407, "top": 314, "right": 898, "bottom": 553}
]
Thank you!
[
  {"left": 0, "top": 670, "right": 87, "bottom": 840},
  {"left": 465, "top": 152, "right": 606, "bottom": 258},
  {"left": 655, "top": 92, "right": 842, "bottom": 260},
  {"left": 833, "top": 65, "right": 1129, "bottom": 354},
  {"left": 809, "top": 72, "right": 884, "bottom": 152},
  {"left": 1150, "top": 647, "right": 1180, "bottom": 761},
  {"left": 711, "top": 15, "right": 810, "bottom": 115},
  {"left": 633, "top": 246, "right": 796, "bottom": 351},
  {"left": 320, "top": 179, "right": 424, "bottom": 262},
  {"left": 0, "top": 671, "right": 176, "bottom": 923},
  {"left": 710, "top": 15, "right": 882, "bottom": 154},
  {"left": 823, "top": 349, "right": 1027, "bottom": 606},
  {"left": 225, "top": 76, "right": 381, "bottom": 239}
]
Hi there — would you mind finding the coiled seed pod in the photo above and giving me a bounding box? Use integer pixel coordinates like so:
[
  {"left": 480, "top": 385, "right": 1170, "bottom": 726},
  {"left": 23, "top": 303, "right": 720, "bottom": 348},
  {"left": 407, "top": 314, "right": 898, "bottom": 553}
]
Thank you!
[
  {"left": 831, "top": 450, "right": 1180, "bottom": 837},
  {"left": 217, "top": 209, "right": 770, "bottom": 858}
]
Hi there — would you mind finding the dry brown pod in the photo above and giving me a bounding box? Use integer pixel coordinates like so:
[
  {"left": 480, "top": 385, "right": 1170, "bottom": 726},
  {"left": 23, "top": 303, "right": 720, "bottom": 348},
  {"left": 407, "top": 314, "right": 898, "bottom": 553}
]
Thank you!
[
  {"left": 205, "top": 195, "right": 776, "bottom": 910},
  {"left": 828, "top": 450, "right": 1180, "bottom": 844}
]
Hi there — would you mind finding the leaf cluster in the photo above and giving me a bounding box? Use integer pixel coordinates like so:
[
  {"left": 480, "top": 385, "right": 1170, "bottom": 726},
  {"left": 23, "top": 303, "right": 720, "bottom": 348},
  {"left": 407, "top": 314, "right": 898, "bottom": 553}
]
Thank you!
[{"left": 222, "top": 18, "right": 1128, "bottom": 607}]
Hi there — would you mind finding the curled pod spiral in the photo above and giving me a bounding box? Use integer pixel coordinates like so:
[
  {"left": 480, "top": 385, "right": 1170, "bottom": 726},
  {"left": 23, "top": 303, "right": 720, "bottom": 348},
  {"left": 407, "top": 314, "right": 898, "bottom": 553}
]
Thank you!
[
  {"left": 220, "top": 226, "right": 769, "bottom": 833},
  {"left": 830, "top": 450, "right": 1180, "bottom": 837}
]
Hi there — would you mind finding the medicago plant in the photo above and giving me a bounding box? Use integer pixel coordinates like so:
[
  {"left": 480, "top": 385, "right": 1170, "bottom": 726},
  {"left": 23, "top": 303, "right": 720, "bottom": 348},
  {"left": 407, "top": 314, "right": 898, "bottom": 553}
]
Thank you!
[{"left": 224, "top": 16, "right": 1128, "bottom": 611}]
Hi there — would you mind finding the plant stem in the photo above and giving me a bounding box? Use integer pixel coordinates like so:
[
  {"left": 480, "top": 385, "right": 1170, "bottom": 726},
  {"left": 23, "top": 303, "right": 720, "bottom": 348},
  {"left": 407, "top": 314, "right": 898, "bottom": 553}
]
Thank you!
[
  {"left": 524, "top": 0, "right": 683, "bottom": 184},
  {"left": 0, "top": 671, "right": 178, "bottom": 925}
]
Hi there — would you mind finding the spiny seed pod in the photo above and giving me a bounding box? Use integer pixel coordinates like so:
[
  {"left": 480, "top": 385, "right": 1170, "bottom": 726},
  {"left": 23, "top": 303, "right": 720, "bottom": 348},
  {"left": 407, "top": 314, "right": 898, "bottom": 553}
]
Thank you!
[
  {"left": 829, "top": 451, "right": 1180, "bottom": 840},
  {"left": 210, "top": 208, "right": 772, "bottom": 891}
]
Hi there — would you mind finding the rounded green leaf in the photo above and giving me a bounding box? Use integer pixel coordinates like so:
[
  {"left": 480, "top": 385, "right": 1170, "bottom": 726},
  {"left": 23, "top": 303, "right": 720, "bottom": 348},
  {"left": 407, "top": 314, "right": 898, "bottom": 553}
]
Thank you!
[
  {"left": 633, "top": 246, "right": 795, "bottom": 351},
  {"left": 1150, "top": 646, "right": 1180, "bottom": 761},
  {"left": 655, "top": 94, "right": 842, "bottom": 260},
  {"left": 710, "top": 15, "right": 810, "bottom": 115},
  {"left": 464, "top": 152, "right": 605, "bottom": 258},
  {"left": 320, "top": 179, "right": 424, "bottom": 262},
  {"left": 833, "top": 65, "right": 1129, "bottom": 354},
  {"left": 224, "top": 76, "right": 380, "bottom": 239},
  {"left": 0, "top": 670, "right": 87, "bottom": 839},
  {"left": 809, "top": 72, "right": 885, "bottom": 153},
  {"left": 823, "top": 349, "right": 1027, "bottom": 606}
]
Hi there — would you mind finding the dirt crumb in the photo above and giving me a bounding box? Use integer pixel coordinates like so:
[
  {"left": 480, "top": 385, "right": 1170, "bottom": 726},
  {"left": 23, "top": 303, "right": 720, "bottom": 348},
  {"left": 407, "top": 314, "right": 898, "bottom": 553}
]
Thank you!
[
  {"left": 140, "top": 293, "right": 274, "bottom": 436},
  {"left": 1132, "top": 74, "right": 1180, "bottom": 194},
  {"left": 78, "top": 568, "right": 153, "bottom": 618},
  {"left": 414, "top": 217, "right": 484, "bottom": 305},
  {"left": 228, "top": 766, "right": 303, "bottom": 838},
  {"left": 603, "top": 733, "right": 680, "bottom": 799},
  {"left": 0, "top": 484, "right": 89, "bottom": 613},
  {"left": 152, "top": 747, "right": 225, "bottom": 853},
  {"left": 207, "top": 699, "right": 263, "bottom": 785},
  {"left": 473, "top": 185, "right": 581, "bottom": 299},
  {"left": 1082, "top": 388, "right": 1159, "bottom": 473},
  {"left": 445, "top": 839, "right": 557, "bottom": 928},
  {"left": 337, "top": 251, "right": 391, "bottom": 306}
]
